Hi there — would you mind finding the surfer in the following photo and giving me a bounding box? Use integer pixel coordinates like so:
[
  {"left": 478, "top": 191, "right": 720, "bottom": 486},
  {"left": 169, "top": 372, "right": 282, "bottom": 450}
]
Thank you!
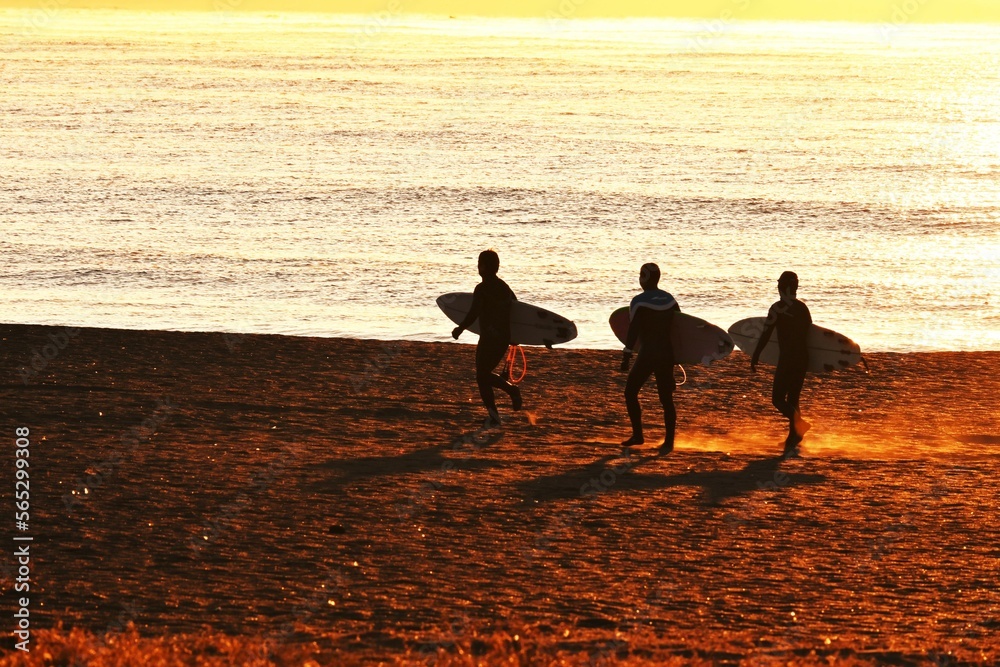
[
  {"left": 750, "top": 271, "right": 812, "bottom": 457},
  {"left": 620, "top": 263, "right": 680, "bottom": 454},
  {"left": 451, "top": 249, "right": 522, "bottom": 428}
]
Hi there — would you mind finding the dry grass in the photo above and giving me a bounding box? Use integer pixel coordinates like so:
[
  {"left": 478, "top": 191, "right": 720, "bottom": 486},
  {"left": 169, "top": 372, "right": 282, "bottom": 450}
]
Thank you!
[{"left": 2, "top": 625, "right": 994, "bottom": 667}]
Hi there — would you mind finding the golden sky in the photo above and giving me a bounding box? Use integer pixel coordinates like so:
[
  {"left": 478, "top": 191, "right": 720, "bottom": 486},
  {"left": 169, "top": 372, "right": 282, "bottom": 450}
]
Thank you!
[{"left": 2, "top": 0, "right": 1000, "bottom": 22}]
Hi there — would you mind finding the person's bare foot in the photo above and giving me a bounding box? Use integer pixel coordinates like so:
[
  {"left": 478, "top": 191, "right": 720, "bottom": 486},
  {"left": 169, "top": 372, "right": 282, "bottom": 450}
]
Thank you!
[
  {"left": 509, "top": 385, "right": 522, "bottom": 411},
  {"left": 621, "top": 434, "right": 645, "bottom": 447},
  {"left": 794, "top": 412, "right": 811, "bottom": 437},
  {"left": 484, "top": 410, "right": 502, "bottom": 429},
  {"left": 783, "top": 433, "right": 803, "bottom": 458}
]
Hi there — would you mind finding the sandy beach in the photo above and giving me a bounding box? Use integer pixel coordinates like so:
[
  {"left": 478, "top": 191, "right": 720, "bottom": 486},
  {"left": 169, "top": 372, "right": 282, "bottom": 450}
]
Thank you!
[{"left": 1, "top": 323, "right": 998, "bottom": 665}]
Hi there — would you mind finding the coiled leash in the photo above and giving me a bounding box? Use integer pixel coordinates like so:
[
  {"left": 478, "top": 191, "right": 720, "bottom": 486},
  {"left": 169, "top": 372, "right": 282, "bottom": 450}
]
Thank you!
[{"left": 502, "top": 344, "right": 527, "bottom": 384}]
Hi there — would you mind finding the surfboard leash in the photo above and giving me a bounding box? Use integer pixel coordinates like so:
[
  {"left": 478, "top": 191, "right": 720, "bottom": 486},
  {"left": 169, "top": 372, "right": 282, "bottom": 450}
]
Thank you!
[
  {"left": 860, "top": 355, "right": 871, "bottom": 375},
  {"left": 503, "top": 344, "right": 527, "bottom": 385},
  {"left": 676, "top": 364, "right": 687, "bottom": 387}
]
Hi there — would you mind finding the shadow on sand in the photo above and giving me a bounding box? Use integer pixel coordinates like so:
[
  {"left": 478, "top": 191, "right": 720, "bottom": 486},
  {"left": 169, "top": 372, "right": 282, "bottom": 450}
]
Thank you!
[
  {"left": 517, "top": 453, "right": 827, "bottom": 505},
  {"left": 305, "top": 426, "right": 506, "bottom": 491}
]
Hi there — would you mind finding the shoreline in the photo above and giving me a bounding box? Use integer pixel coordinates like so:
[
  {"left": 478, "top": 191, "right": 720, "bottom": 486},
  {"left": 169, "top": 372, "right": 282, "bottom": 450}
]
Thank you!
[
  {"left": 9, "top": 322, "right": 996, "bottom": 457},
  {"left": 5, "top": 319, "right": 999, "bottom": 356},
  {"left": 1, "top": 323, "right": 998, "bottom": 664}
]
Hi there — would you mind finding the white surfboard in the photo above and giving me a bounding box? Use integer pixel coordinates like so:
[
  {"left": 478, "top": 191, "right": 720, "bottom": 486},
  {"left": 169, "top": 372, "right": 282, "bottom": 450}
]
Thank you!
[
  {"left": 728, "top": 317, "right": 862, "bottom": 373},
  {"left": 609, "top": 307, "right": 734, "bottom": 366},
  {"left": 437, "top": 292, "right": 577, "bottom": 347}
]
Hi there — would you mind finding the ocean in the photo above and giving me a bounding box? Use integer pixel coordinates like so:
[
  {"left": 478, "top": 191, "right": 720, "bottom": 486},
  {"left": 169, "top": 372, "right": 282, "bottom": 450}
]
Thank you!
[{"left": 2, "top": 9, "right": 998, "bottom": 351}]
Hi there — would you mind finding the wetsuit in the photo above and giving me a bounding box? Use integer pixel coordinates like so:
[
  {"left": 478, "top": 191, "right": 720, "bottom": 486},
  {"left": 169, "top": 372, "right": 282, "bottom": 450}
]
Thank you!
[
  {"left": 457, "top": 275, "right": 518, "bottom": 415},
  {"left": 624, "top": 289, "right": 680, "bottom": 447},
  {"left": 753, "top": 298, "right": 812, "bottom": 445}
]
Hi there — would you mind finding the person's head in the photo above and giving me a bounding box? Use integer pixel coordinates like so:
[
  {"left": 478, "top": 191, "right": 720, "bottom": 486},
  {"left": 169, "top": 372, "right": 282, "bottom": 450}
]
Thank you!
[
  {"left": 778, "top": 271, "right": 799, "bottom": 298},
  {"left": 478, "top": 249, "right": 500, "bottom": 277},
  {"left": 639, "top": 263, "right": 660, "bottom": 290}
]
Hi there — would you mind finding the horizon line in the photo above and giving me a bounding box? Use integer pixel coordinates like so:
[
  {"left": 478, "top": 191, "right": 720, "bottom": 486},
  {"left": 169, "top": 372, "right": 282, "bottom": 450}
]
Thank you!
[
  {"left": 2, "top": 2, "right": 1000, "bottom": 26},
  {"left": 3, "top": 6, "right": 1000, "bottom": 28}
]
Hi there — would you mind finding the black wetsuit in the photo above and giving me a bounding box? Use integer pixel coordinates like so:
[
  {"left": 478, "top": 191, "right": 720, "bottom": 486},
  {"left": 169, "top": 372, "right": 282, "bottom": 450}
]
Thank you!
[
  {"left": 458, "top": 275, "right": 517, "bottom": 415},
  {"left": 754, "top": 298, "right": 812, "bottom": 443},
  {"left": 624, "top": 289, "right": 680, "bottom": 447}
]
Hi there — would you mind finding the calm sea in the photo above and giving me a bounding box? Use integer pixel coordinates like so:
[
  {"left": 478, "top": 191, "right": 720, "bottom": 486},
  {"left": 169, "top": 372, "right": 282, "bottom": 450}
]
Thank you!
[{"left": 2, "top": 10, "right": 998, "bottom": 351}]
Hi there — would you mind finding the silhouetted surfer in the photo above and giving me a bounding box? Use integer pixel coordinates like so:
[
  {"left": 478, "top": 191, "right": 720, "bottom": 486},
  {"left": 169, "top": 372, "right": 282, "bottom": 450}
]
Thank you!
[
  {"left": 751, "top": 271, "right": 812, "bottom": 457},
  {"left": 620, "top": 263, "right": 680, "bottom": 454},
  {"left": 452, "top": 249, "right": 522, "bottom": 428}
]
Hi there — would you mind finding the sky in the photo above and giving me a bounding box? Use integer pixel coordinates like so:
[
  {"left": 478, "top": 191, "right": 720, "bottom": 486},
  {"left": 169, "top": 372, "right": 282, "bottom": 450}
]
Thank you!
[{"left": 2, "top": 0, "right": 1000, "bottom": 23}]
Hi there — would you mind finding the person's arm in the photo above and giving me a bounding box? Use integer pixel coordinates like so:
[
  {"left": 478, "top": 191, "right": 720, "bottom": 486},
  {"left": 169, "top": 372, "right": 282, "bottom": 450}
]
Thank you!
[
  {"left": 666, "top": 302, "right": 680, "bottom": 347},
  {"left": 750, "top": 306, "right": 777, "bottom": 372},
  {"left": 799, "top": 301, "right": 812, "bottom": 363},
  {"left": 621, "top": 308, "right": 641, "bottom": 371},
  {"left": 453, "top": 286, "right": 482, "bottom": 339},
  {"left": 624, "top": 308, "right": 641, "bottom": 352},
  {"left": 669, "top": 302, "right": 680, "bottom": 337}
]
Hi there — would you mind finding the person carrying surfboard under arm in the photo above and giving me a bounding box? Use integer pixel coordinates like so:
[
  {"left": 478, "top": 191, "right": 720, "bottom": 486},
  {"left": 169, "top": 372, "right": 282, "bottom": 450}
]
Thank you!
[
  {"left": 750, "top": 270, "right": 812, "bottom": 457},
  {"left": 452, "top": 249, "right": 522, "bottom": 428},
  {"left": 620, "top": 263, "right": 680, "bottom": 454}
]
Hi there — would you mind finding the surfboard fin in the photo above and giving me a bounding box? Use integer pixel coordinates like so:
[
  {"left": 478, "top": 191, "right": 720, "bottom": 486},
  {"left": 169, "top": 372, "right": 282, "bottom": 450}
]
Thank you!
[{"left": 860, "top": 355, "right": 871, "bottom": 375}]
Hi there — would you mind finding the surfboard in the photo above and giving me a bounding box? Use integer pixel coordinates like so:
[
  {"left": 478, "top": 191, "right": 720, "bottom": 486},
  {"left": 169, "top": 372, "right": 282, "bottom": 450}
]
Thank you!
[
  {"left": 608, "top": 307, "right": 734, "bottom": 366},
  {"left": 437, "top": 292, "right": 577, "bottom": 347},
  {"left": 728, "top": 317, "right": 862, "bottom": 373}
]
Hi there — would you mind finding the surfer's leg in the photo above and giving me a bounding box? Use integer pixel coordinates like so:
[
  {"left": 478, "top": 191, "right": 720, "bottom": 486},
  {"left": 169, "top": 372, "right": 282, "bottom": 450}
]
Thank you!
[
  {"left": 778, "top": 367, "right": 808, "bottom": 454},
  {"left": 653, "top": 362, "right": 676, "bottom": 454},
  {"left": 772, "top": 367, "right": 798, "bottom": 453},
  {"left": 786, "top": 369, "right": 804, "bottom": 413},
  {"left": 771, "top": 367, "right": 796, "bottom": 421},
  {"left": 788, "top": 369, "right": 810, "bottom": 437},
  {"left": 623, "top": 356, "right": 653, "bottom": 445},
  {"left": 482, "top": 345, "right": 522, "bottom": 410},
  {"left": 476, "top": 340, "right": 508, "bottom": 419},
  {"left": 486, "top": 372, "right": 522, "bottom": 410},
  {"left": 507, "top": 382, "right": 523, "bottom": 410}
]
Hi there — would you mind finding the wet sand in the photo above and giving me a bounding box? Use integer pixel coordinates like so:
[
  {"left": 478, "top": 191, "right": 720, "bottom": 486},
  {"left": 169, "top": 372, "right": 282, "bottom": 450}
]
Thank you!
[{"left": 1, "top": 324, "right": 998, "bottom": 665}]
